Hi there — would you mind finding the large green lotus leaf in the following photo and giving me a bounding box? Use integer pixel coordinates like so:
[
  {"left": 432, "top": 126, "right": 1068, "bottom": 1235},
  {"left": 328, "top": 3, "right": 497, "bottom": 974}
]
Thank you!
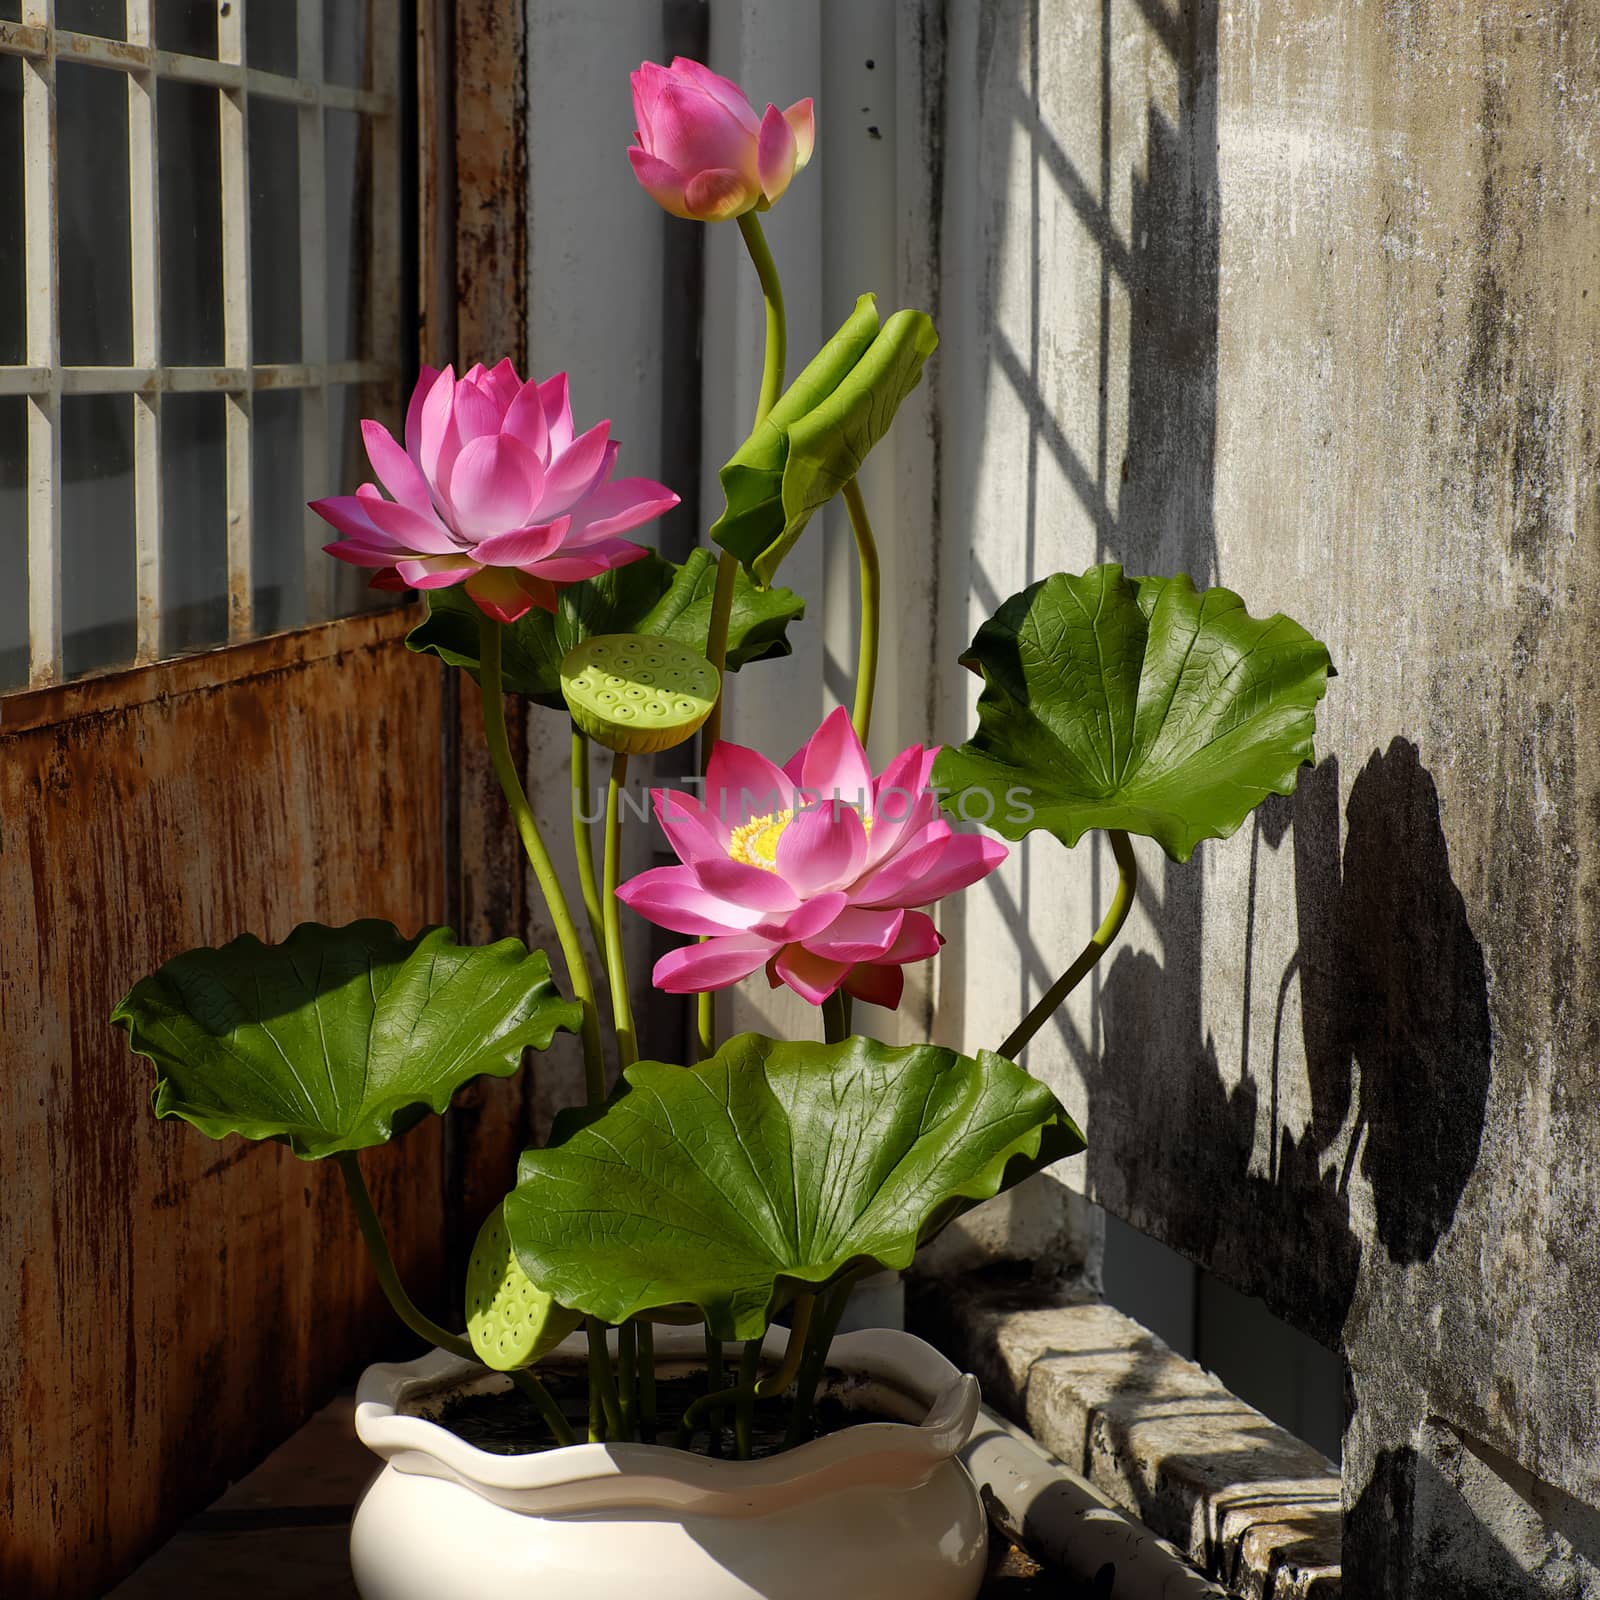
[
  {"left": 111, "top": 921, "right": 583, "bottom": 1158},
  {"left": 932, "top": 565, "right": 1333, "bottom": 863},
  {"left": 405, "top": 548, "right": 805, "bottom": 707},
  {"left": 502, "top": 1032, "right": 1083, "bottom": 1340},
  {"left": 712, "top": 294, "right": 939, "bottom": 586}
]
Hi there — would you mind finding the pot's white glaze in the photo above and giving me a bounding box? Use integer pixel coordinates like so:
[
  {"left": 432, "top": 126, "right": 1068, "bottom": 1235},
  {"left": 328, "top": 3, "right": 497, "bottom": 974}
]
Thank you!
[{"left": 351, "top": 1327, "right": 987, "bottom": 1600}]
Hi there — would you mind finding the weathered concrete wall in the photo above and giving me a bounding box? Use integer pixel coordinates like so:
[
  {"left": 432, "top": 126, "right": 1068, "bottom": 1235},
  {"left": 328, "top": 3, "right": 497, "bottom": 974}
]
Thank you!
[{"left": 930, "top": 1, "right": 1600, "bottom": 1590}]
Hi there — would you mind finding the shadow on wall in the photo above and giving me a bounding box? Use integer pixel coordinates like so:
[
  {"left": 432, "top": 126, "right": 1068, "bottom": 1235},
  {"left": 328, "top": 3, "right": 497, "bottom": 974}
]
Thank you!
[
  {"left": 1347, "top": 1430, "right": 1600, "bottom": 1598},
  {"left": 956, "top": 0, "right": 1497, "bottom": 1571},
  {"left": 1089, "top": 739, "right": 1491, "bottom": 1353}
]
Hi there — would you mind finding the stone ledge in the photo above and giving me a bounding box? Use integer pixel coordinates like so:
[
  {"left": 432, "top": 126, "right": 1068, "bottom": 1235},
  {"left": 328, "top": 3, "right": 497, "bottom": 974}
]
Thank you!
[{"left": 911, "top": 1274, "right": 1342, "bottom": 1599}]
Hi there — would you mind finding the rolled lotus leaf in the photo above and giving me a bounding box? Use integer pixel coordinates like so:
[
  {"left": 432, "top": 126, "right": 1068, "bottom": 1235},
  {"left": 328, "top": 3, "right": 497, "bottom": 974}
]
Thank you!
[
  {"left": 560, "top": 633, "right": 720, "bottom": 755},
  {"left": 465, "top": 1203, "right": 583, "bottom": 1372}
]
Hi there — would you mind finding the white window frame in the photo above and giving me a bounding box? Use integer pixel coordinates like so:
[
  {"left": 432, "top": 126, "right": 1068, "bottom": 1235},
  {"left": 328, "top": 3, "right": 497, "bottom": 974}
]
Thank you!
[{"left": 0, "top": 0, "right": 402, "bottom": 687}]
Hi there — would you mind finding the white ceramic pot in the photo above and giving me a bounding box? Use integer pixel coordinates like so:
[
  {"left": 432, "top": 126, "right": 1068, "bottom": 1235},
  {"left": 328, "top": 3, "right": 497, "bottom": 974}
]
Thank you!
[{"left": 351, "top": 1326, "right": 988, "bottom": 1600}]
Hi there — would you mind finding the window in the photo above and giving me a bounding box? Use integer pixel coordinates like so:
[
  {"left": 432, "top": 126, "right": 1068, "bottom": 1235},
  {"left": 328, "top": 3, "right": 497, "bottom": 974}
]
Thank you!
[{"left": 0, "top": 0, "right": 408, "bottom": 691}]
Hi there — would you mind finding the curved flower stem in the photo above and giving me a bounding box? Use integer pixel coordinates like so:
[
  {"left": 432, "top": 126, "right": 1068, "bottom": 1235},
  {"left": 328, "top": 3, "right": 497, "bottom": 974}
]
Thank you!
[
  {"left": 570, "top": 727, "right": 606, "bottom": 958},
  {"left": 757, "top": 1295, "right": 813, "bottom": 1399},
  {"left": 336, "top": 1153, "right": 474, "bottom": 1363},
  {"left": 696, "top": 211, "right": 788, "bottom": 1064},
  {"left": 509, "top": 1369, "right": 576, "bottom": 1448},
  {"left": 587, "top": 1318, "right": 623, "bottom": 1441},
  {"left": 998, "top": 829, "right": 1139, "bottom": 1060},
  {"left": 602, "top": 752, "right": 638, "bottom": 1069},
  {"left": 822, "top": 990, "right": 850, "bottom": 1045},
  {"left": 840, "top": 478, "right": 880, "bottom": 747},
  {"left": 478, "top": 617, "right": 605, "bottom": 1106}
]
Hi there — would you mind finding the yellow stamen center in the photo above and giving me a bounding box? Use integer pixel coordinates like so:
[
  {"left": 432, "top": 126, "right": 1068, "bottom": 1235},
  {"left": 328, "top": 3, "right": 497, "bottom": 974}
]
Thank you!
[
  {"left": 726, "top": 804, "right": 875, "bottom": 874},
  {"left": 728, "top": 810, "right": 794, "bottom": 873}
]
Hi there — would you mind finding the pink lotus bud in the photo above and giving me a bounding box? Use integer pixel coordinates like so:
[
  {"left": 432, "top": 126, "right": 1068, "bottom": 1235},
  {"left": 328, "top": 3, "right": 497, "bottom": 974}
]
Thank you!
[
  {"left": 310, "top": 362, "right": 679, "bottom": 625},
  {"left": 628, "top": 57, "right": 814, "bottom": 222}
]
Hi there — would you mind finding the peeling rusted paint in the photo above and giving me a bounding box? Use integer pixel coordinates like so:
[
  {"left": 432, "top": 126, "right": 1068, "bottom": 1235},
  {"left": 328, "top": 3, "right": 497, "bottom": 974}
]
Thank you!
[
  {"left": 453, "top": 2, "right": 529, "bottom": 368},
  {"left": 0, "top": 616, "right": 447, "bottom": 1598}
]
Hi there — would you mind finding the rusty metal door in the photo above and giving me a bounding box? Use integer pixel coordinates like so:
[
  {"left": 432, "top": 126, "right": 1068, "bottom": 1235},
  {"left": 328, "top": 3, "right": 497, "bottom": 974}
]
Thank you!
[{"left": 0, "top": 4, "right": 528, "bottom": 1594}]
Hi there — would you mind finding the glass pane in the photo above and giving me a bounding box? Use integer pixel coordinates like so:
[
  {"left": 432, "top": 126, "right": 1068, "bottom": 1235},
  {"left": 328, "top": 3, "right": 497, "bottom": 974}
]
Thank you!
[
  {"left": 155, "top": 0, "right": 218, "bottom": 58},
  {"left": 161, "top": 394, "right": 228, "bottom": 653},
  {"left": 248, "top": 96, "right": 301, "bottom": 362},
  {"left": 325, "top": 1, "right": 369, "bottom": 88},
  {"left": 325, "top": 108, "right": 368, "bottom": 362},
  {"left": 57, "top": 63, "right": 132, "bottom": 366},
  {"left": 159, "top": 81, "right": 223, "bottom": 364},
  {"left": 245, "top": 1, "right": 297, "bottom": 77},
  {"left": 0, "top": 1, "right": 19, "bottom": 24},
  {"left": 0, "top": 55, "right": 22, "bottom": 366},
  {"left": 0, "top": 398, "right": 25, "bottom": 691},
  {"left": 61, "top": 393, "right": 136, "bottom": 678},
  {"left": 252, "top": 388, "right": 303, "bottom": 633},
  {"left": 57, "top": 0, "right": 124, "bottom": 39}
]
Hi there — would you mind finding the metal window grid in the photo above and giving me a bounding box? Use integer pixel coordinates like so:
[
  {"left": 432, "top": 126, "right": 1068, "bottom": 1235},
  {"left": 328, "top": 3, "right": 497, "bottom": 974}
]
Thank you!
[{"left": 1, "top": 0, "right": 401, "bottom": 687}]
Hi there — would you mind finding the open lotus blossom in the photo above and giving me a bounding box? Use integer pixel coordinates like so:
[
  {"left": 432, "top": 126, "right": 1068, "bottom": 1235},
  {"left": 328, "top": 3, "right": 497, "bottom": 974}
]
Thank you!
[
  {"left": 618, "top": 707, "right": 1008, "bottom": 1008},
  {"left": 310, "top": 361, "right": 679, "bottom": 625},
  {"left": 629, "top": 57, "right": 815, "bottom": 222}
]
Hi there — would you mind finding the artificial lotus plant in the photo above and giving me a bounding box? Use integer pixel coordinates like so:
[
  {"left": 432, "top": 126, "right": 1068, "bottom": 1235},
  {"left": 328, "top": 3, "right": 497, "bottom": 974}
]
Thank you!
[{"left": 112, "top": 54, "right": 1332, "bottom": 1460}]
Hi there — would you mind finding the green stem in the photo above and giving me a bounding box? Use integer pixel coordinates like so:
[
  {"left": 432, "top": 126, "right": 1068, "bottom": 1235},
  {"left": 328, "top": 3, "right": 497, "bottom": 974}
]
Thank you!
[
  {"left": 737, "top": 209, "right": 787, "bottom": 430},
  {"left": 617, "top": 1319, "right": 638, "bottom": 1439},
  {"left": 638, "top": 1322, "right": 657, "bottom": 1440},
  {"left": 478, "top": 617, "right": 605, "bottom": 1106},
  {"left": 587, "top": 1319, "right": 623, "bottom": 1441},
  {"left": 840, "top": 478, "right": 880, "bottom": 747},
  {"left": 783, "top": 1282, "right": 853, "bottom": 1449},
  {"left": 336, "top": 1153, "right": 473, "bottom": 1362},
  {"left": 700, "top": 215, "right": 786, "bottom": 759},
  {"left": 602, "top": 753, "right": 637, "bottom": 1069},
  {"left": 703, "top": 1329, "right": 725, "bottom": 1456},
  {"left": 998, "top": 829, "right": 1139, "bottom": 1059},
  {"left": 756, "top": 1296, "right": 814, "bottom": 1399},
  {"left": 822, "top": 990, "right": 850, "bottom": 1045},
  {"left": 734, "top": 1338, "right": 763, "bottom": 1460},
  {"left": 570, "top": 727, "right": 606, "bottom": 958},
  {"left": 509, "top": 1369, "right": 576, "bottom": 1448}
]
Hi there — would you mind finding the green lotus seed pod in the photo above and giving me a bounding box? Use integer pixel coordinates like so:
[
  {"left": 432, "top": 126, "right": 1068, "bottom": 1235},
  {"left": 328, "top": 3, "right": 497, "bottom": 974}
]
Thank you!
[
  {"left": 559, "top": 634, "right": 720, "bottom": 755},
  {"left": 465, "top": 1203, "right": 582, "bottom": 1371}
]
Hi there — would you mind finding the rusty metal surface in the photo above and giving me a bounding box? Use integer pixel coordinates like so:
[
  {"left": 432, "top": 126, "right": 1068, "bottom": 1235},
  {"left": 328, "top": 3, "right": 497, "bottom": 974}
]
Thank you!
[
  {"left": 452, "top": 0, "right": 528, "bottom": 369},
  {"left": 0, "top": 615, "right": 448, "bottom": 1598}
]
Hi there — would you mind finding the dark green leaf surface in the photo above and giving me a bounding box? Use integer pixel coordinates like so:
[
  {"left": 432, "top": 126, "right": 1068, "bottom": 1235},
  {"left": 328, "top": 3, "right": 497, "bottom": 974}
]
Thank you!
[
  {"left": 712, "top": 294, "right": 938, "bottom": 585},
  {"left": 503, "top": 1032, "right": 1082, "bottom": 1339},
  {"left": 406, "top": 549, "right": 805, "bottom": 707},
  {"left": 933, "top": 565, "right": 1332, "bottom": 862},
  {"left": 112, "top": 921, "right": 582, "bottom": 1158}
]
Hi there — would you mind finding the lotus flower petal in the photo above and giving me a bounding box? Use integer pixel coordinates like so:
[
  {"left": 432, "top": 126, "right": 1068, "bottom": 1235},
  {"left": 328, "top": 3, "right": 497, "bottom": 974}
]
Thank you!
[
  {"left": 653, "top": 933, "right": 778, "bottom": 994},
  {"left": 445, "top": 434, "right": 545, "bottom": 540},
  {"left": 362, "top": 420, "right": 433, "bottom": 514},
  {"left": 774, "top": 801, "right": 868, "bottom": 896},
  {"left": 757, "top": 102, "right": 798, "bottom": 202},
  {"left": 784, "top": 98, "right": 816, "bottom": 170},
  {"left": 615, "top": 866, "right": 764, "bottom": 936},
  {"left": 771, "top": 944, "right": 850, "bottom": 1004}
]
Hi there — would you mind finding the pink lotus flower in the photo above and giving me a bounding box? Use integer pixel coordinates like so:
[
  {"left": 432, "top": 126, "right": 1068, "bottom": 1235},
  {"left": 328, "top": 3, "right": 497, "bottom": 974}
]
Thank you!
[
  {"left": 617, "top": 708, "right": 1008, "bottom": 1009},
  {"left": 310, "top": 362, "right": 680, "bottom": 624},
  {"left": 629, "top": 57, "right": 815, "bottom": 222}
]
